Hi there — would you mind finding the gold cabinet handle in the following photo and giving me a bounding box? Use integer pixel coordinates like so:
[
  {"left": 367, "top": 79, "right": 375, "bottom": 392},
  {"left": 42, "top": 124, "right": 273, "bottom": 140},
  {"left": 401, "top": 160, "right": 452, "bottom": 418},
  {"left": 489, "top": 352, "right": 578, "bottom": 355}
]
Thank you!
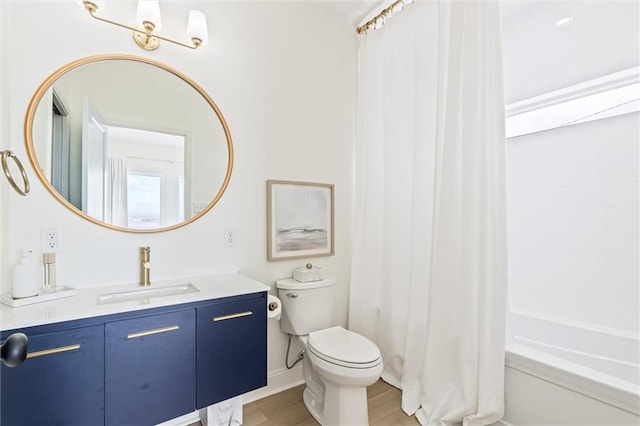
[
  {"left": 127, "top": 325, "right": 180, "bottom": 339},
  {"left": 213, "top": 311, "right": 253, "bottom": 322},
  {"left": 27, "top": 344, "right": 80, "bottom": 359}
]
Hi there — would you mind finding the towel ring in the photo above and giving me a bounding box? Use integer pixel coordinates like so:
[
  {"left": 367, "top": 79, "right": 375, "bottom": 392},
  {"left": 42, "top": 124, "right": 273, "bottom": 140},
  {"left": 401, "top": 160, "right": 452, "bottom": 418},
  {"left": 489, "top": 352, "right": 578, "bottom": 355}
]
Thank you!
[{"left": 1, "top": 150, "right": 30, "bottom": 196}]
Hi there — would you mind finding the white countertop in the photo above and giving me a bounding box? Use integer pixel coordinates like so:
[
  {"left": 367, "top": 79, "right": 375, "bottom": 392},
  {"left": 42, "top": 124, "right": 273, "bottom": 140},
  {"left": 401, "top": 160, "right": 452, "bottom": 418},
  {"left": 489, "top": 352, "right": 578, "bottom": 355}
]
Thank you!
[{"left": 1, "top": 273, "right": 270, "bottom": 331}]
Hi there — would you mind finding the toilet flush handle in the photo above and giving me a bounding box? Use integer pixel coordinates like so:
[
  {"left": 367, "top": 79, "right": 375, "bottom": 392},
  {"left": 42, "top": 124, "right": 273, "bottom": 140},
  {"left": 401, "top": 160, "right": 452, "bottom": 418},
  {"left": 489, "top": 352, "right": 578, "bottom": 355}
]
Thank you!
[{"left": 286, "top": 292, "right": 298, "bottom": 298}]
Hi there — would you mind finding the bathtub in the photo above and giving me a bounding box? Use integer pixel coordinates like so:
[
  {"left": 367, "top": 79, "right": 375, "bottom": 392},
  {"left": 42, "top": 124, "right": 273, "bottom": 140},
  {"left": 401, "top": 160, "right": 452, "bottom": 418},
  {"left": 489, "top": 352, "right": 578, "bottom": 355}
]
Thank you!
[{"left": 502, "top": 308, "right": 639, "bottom": 425}]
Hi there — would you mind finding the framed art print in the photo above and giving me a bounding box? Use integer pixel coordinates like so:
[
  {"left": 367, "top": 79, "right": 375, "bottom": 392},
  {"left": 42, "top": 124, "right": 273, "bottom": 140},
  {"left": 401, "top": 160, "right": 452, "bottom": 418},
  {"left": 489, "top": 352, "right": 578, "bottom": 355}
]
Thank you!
[{"left": 267, "top": 180, "right": 334, "bottom": 261}]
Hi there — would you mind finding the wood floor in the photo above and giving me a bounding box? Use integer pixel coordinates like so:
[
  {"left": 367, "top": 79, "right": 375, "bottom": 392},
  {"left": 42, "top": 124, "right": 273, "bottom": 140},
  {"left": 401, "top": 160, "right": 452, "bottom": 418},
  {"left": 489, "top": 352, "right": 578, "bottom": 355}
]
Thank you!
[{"left": 243, "top": 379, "right": 420, "bottom": 426}]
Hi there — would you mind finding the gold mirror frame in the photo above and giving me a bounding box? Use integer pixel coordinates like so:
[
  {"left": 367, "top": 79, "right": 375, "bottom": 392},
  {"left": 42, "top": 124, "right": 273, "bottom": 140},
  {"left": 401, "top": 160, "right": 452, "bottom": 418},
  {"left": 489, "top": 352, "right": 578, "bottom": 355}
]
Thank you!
[{"left": 24, "top": 54, "right": 233, "bottom": 233}]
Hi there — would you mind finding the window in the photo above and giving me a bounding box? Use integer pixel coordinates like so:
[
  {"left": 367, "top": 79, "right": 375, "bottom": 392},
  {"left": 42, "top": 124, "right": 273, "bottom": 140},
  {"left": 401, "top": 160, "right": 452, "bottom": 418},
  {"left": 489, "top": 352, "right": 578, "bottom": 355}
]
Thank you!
[{"left": 127, "top": 173, "right": 162, "bottom": 229}]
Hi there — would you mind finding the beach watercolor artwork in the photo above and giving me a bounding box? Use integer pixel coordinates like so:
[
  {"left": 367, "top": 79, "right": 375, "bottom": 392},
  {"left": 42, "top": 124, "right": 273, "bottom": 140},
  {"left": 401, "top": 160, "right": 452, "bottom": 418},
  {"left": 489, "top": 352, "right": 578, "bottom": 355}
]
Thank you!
[{"left": 267, "top": 181, "right": 334, "bottom": 261}]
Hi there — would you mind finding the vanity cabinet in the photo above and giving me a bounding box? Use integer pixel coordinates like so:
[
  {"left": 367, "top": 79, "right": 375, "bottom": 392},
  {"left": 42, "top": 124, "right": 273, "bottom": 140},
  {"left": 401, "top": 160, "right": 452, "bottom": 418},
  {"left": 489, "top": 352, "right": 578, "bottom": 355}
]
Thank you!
[
  {"left": 0, "top": 324, "right": 105, "bottom": 426},
  {"left": 105, "top": 309, "right": 196, "bottom": 426},
  {"left": 0, "top": 291, "right": 267, "bottom": 426},
  {"left": 196, "top": 294, "right": 267, "bottom": 408}
]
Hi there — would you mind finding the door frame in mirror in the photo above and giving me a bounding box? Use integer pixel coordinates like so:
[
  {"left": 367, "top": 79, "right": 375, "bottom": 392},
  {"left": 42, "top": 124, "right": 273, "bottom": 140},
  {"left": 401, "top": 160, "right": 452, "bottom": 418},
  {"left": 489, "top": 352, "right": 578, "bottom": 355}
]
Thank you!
[{"left": 24, "top": 54, "right": 234, "bottom": 233}]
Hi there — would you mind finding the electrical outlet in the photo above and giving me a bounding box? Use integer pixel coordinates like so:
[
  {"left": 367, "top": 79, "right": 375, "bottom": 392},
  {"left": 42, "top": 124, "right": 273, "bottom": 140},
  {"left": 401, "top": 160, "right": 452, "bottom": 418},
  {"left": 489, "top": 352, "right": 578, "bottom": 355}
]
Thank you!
[
  {"left": 223, "top": 226, "right": 237, "bottom": 247},
  {"left": 41, "top": 228, "right": 62, "bottom": 253},
  {"left": 193, "top": 202, "right": 208, "bottom": 214}
]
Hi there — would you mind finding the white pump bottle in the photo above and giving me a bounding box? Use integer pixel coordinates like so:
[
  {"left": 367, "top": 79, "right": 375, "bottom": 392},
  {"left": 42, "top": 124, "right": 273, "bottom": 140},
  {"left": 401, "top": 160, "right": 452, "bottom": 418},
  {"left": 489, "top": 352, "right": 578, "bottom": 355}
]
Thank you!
[{"left": 12, "top": 250, "right": 39, "bottom": 298}]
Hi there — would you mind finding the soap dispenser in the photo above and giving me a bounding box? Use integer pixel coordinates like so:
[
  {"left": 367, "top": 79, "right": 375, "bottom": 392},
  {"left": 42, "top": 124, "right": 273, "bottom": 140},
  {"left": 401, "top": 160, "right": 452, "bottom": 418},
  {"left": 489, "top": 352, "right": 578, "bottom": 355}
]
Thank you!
[{"left": 12, "top": 250, "right": 39, "bottom": 299}]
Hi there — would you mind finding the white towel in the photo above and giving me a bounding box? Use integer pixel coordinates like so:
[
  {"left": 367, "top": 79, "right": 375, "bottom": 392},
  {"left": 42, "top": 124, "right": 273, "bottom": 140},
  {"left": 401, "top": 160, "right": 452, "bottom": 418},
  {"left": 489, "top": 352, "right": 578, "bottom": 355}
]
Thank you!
[{"left": 202, "top": 396, "right": 242, "bottom": 426}]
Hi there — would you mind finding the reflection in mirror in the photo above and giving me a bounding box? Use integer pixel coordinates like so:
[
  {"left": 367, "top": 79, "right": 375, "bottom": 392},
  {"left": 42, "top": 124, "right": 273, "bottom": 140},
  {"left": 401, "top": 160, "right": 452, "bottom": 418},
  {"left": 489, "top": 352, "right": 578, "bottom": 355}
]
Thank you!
[
  {"left": 27, "top": 55, "right": 233, "bottom": 232},
  {"left": 103, "top": 125, "right": 186, "bottom": 229}
]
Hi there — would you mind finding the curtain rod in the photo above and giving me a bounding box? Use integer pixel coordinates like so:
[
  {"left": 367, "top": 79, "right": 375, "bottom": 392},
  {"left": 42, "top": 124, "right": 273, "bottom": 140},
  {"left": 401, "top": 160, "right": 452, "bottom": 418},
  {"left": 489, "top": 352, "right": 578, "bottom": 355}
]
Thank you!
[
  {"left": 125, "top": 155, "right": 184, "bottom": 164},
  {"left": 356, "top": 0, "right": 414, "bottom": 35}
]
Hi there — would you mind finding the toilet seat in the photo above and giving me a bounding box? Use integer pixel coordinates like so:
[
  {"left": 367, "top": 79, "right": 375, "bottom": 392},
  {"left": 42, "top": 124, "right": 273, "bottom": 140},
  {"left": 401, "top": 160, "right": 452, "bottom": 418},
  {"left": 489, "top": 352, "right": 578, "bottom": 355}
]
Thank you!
[{"left": 308, "top": 326, "right": 381, "bottom": 369}]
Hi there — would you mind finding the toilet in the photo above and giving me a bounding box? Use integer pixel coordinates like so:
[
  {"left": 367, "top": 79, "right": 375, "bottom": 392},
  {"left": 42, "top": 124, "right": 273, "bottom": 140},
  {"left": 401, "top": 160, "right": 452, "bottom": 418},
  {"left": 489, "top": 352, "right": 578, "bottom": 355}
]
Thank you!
[{"left": 276, "top": 278, "right": 383, "bottom": 426}]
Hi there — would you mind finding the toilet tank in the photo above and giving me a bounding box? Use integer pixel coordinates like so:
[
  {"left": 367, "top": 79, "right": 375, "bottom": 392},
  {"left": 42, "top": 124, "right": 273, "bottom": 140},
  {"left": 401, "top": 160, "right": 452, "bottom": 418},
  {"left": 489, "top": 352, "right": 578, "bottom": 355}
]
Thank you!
[{"left": 276, "top": 278, "right": 335, "bottom": 335}]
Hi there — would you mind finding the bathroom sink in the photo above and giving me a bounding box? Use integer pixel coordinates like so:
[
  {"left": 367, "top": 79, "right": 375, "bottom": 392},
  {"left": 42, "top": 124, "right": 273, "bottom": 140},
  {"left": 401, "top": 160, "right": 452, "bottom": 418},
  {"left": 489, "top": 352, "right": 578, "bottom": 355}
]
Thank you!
[{"left": 96, "top": 283, "right": 199, "bottom": 305}]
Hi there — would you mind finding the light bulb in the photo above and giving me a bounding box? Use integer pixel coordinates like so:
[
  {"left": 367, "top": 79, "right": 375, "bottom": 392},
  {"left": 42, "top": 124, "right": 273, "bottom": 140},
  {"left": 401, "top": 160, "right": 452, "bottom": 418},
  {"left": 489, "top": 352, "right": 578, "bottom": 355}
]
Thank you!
[
  {"left": 187, "top": 10, "right": 209, "bottom": 46},
  {"left": 136, "top": 0, "right": 162, "bottom": 30}
]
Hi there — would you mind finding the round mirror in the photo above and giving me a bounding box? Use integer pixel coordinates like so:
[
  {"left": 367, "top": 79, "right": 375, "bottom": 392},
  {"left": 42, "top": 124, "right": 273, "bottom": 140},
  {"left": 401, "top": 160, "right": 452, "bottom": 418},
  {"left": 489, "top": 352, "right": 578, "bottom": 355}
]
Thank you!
[{"left": 25, "top": 54, "right": 233, "bottom": 233}]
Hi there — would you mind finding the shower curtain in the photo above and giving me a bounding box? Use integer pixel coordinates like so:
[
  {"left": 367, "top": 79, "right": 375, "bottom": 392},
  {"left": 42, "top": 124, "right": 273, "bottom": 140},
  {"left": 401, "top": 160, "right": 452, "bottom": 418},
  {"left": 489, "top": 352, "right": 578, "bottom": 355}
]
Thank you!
[
  {"left": 349, "top": 1, "right": 507, "bottom": 425},
  {"left": 106, "top": 156, "right": 128, "bottom": 227}
]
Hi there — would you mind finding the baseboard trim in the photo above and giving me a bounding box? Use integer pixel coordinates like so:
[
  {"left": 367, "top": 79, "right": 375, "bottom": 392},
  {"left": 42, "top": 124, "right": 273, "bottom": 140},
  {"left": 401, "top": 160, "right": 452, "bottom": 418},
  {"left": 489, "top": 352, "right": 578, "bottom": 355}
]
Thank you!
[
  {"left": 156, "top": 410, "right": 200, "bottom": 426},
  {"left": 158, "top": 366, "right": 304, "bottom": 425},
  {"left": 242, "top": 365, "right": 305, "bottom": 404}
]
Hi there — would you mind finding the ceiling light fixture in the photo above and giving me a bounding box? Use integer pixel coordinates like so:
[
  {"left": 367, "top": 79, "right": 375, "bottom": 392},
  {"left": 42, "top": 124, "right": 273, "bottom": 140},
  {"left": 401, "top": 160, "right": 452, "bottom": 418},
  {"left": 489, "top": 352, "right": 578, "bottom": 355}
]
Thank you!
[
  {"left": 81, "top": 0, "right": 208, "bottom": 51},
  {"left": 555, "top": 16, "right": 574, "bottom": 28}
]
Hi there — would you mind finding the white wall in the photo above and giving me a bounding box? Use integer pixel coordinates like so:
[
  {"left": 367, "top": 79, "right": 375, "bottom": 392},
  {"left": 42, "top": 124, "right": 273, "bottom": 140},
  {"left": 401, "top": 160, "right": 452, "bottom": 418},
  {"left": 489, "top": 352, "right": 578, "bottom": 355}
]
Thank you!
[
  {"left": 506, "top": 112, "right": 639, "bottom": 335},
  {"left": 502, "top": 3, "right": 640, "bottom": 421},
  {"left": 502, "top": 0, "right": 639, "bottom": 372},
  {"left": 0, "top": 2, "right": 7, "bottom": 296},
  {"left": 1, "top": 0, "right": 356, "bottom": 387}
]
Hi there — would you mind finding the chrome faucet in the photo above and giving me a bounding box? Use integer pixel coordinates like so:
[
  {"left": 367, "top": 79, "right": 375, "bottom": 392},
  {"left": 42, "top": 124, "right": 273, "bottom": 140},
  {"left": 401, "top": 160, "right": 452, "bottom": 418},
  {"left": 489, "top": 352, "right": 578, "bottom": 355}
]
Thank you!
[{"left": 140, "top": 246, "right": 151, "bottom": 286}]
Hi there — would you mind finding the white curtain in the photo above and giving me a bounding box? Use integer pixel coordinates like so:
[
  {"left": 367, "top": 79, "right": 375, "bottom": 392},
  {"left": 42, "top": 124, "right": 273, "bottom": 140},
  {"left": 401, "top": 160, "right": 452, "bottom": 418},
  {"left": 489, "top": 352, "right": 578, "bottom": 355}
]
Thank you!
[
  {"left": 349, "top": 1, "right": 507, "bottom": 425},
  {"left": 106, "top": 156, "right": 128, "bottom": 227}
]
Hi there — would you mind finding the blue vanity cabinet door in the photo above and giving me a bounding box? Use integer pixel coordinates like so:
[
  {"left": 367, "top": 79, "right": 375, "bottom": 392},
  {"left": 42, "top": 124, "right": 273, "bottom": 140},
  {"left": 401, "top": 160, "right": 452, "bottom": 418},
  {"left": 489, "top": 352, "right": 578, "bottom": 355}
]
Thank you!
[
  {"left": 0, "top": 324, "right": 105, "bottom": 426},
  {"left": 105, "top": 309, "right": 196, "bottom": 426},
  {"left": 196, "top": 293, "right": 267, "bottom": 408}
]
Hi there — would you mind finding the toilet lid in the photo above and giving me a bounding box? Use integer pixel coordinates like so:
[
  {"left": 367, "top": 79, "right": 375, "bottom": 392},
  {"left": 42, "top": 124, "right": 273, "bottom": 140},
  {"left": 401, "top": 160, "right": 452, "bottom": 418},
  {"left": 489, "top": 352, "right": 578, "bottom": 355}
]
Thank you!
[{"left": 308, "top": 326, "right": 381, "bottom": 369}]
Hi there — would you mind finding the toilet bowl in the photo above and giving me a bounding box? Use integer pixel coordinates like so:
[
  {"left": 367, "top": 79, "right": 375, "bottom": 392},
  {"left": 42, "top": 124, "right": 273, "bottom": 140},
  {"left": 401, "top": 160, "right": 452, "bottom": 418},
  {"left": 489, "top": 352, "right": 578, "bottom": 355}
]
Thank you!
[
  {"left": 307, "top": 326, "right": 382, "bottom": 385},
  {"left": 276, "top": 278, "right": 383, "bottom": 426}
]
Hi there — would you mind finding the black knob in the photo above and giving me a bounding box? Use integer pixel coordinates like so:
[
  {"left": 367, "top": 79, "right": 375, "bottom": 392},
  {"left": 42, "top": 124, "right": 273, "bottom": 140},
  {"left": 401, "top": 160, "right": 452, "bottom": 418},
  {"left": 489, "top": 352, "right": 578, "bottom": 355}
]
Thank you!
[{"left": 1, "top": 333, "right": 28, "bottom": 368}]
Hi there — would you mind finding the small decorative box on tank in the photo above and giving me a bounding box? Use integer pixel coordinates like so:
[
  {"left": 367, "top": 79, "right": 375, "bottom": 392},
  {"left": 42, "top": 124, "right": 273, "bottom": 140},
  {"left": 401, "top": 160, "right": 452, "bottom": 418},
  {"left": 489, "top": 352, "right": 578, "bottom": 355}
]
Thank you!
[{"left": 293, "top": 263, "right": 324, "bottom": 282}]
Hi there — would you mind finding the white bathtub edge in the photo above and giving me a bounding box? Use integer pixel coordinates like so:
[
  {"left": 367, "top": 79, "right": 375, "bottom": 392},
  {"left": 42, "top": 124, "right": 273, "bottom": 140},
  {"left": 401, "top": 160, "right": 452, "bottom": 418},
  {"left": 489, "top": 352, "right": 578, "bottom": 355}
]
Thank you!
[{"left": 506, "top": 344, "right": 640, "bottom": 415}]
